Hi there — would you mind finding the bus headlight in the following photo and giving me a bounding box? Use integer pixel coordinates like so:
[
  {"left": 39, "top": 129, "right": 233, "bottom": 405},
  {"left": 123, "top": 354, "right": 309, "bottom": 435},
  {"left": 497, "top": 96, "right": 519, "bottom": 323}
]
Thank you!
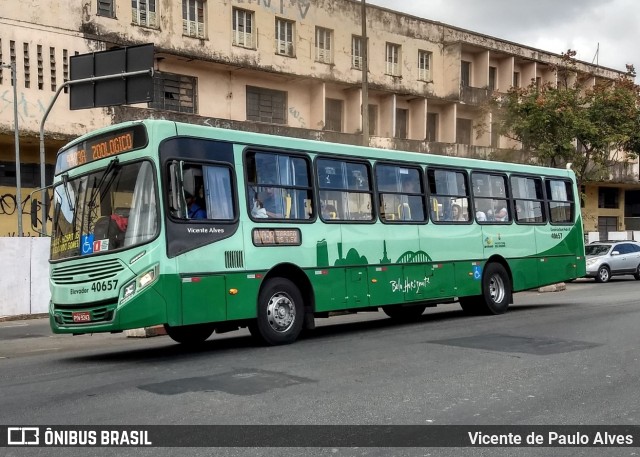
[{"left": 121, "top": 265, "right": 159, "bottom": 303}]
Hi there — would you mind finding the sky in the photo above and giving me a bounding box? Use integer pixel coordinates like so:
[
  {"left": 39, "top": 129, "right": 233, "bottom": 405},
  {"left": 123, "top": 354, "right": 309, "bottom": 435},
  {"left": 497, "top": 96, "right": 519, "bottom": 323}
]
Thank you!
[{"left": 365, "top": 0, "right": 640, "bottom": 75}]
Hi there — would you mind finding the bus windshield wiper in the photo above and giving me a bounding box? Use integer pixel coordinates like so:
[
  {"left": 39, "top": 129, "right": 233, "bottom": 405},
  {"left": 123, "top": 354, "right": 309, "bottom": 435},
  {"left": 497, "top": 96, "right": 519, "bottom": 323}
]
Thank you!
[
  {"left": 61, "top": 173, "right": 74, "bottom": 212},
  {"left": 87, "top": 157, "right": 120, "bottom": 211}
]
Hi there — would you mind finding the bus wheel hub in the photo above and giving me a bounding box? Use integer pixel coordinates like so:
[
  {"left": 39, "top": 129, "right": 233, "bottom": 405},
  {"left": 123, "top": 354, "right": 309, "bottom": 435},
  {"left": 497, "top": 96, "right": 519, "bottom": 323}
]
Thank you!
[{"left": 267, "top": 294, "right": 295, "bottom": 332}]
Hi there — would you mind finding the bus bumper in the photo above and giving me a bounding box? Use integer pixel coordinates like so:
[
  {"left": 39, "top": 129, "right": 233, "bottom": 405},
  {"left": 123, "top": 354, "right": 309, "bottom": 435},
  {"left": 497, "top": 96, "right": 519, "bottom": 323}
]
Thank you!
[{"left": 50, "top": 282, "right": 168, "bottom": 334}]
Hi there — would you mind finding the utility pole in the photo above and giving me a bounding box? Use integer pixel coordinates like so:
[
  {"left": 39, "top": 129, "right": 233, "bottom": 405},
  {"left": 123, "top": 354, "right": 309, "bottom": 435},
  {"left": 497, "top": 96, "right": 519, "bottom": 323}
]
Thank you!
[
  {"left": 1, "top": 61, "right": 22, "bottom": 236},
  {"left": 361, "top": 0, "right": 369, "bottom": 147}
]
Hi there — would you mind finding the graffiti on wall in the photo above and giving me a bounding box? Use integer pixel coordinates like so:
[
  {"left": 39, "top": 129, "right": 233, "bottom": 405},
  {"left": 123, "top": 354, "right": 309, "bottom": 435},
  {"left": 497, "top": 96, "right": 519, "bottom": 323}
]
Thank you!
[
  {"left": 0, "top": 192, "right": 52, "bottom": 237},
  {"left": 233, "top": 0, "right": 313, "bottom": 20},
  {"left": 0, "top": 90, "right": 47, "bottom": 123}
]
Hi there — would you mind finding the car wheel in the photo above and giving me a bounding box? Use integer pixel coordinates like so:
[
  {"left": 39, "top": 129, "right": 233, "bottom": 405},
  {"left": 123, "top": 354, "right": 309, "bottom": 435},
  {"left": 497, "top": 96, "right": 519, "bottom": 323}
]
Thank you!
[
  {"left": 634, "top": 264, "right": 640, "bottom": 280},
  {"left": 595, "top": 265, "right": 610, "bottom": 283}
]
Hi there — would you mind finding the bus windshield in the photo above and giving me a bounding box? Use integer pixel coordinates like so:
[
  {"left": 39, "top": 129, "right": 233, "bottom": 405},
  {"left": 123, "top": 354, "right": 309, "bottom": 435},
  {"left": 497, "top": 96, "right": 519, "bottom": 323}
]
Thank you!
[{"left": 51, "top": 160, "right": 158, "bottom": 261}]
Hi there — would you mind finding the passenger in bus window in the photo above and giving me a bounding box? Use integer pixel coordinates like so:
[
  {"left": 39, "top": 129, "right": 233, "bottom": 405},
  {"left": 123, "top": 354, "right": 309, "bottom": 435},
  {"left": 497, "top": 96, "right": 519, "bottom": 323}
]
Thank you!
[
  {"left": 186, "top": 192, "right": 206, "bottom": 219},
  {"left": 494, "top": 206, "right": 508, "bottom": 221},
  {"left": 321, "top": 203, "right": 338, "bottom": 220},
  {"left": 451, "top": 204, "right": 466, "bottom": 221},
  {"left": 476, "top": 210, "right": 487, "bottom": 222},
  {"left": 252, "top": 197, "right": 268, "bottom": 218},
  {"left": 257, "top": 188, "right": 282, "bottom": 218}
]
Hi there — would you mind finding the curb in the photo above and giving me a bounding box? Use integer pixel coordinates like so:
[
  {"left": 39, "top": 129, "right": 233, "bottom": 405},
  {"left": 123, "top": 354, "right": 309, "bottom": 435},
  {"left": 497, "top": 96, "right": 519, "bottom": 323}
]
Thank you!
[
  {"left": 0, "top": 313, "right": 48, "bottom": 322},
  {"left": 124, "top": 325, "right": 167, "bottom": 338},
  {"left": 538, "top": 283, "right": 567, "bottom": 293}
]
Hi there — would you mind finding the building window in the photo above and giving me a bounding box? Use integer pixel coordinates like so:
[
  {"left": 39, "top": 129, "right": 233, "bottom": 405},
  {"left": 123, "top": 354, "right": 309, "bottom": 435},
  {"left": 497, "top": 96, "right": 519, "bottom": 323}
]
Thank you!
[
  {"left": 232, "top": 8, "right": 254, "bottom": 48},
  {"left": 456, "top": 118, "right": 472, "bottom": 145},
  {"left": 275, "top": 18, "right": 294, "bottom": 57},
  {"left": 385, "top": 43, "right": 400, "bottom": 76},
  {"left": 246, "top": 86, "right": 287, "bottom": 125},
  {"left": 418, "top": 50, "right": 431, "bottom": 81},
  {"left": 315, "top": 27, "right": 332, "bottom": 64},
  {"left": 49, "top": 46, "right": 56, "bottom": 91},
  {"left": 490, "top": 122, "right": 499, "bottom": 148},
  {"left": 352, "top": 35, "right": 363, "bottom": 70},
  {"left": 427, "top": 113, "right": 438, "bottom": 142},
  {"left": 395, "top": 108, "right": 408, "bottom": 139},
  {"left": 150, "top": 71, "right": 197, "bottom": 114},
  {"left": 598, "top": 187, "right": 619, "bottom": 209},
  {"left": 23, "top": 43, "right": 30, "bottom": 89},
  {"left": 489, "top": 66, "right": 497, "bottom": 91},
  {"left": 132, "top": 0, "right": 157, "bottom": 28},
  {"left": 368, "top": 104, "right": 378, "bottom": 136},
  {"left": 513, "top": 71, "right": 520, "bottom": 88},
  {"left": 97, "top": 0, "right": 115, "bottom": 17},
  {"left": 182, "top": 0, "right": 205, "bottom": 38},
  {"left": 461, "top": 61, "right": 471, "bottom": 87},
  {"left": 325, "top": 98, "right": 343, "bottom": 132}
]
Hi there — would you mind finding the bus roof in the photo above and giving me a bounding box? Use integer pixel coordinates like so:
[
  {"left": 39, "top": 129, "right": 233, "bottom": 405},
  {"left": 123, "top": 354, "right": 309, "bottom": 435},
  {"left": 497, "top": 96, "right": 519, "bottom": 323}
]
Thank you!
[{"left": 59, "top": 119, "right": 576, "bottom": 179}]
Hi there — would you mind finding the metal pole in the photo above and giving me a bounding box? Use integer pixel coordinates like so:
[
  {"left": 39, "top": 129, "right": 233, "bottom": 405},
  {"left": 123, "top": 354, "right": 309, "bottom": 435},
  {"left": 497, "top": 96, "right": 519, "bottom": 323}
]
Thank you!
[
  {"left": 361, "top": 0, "right": 369, "bottom": 147},
  {"left": 1, "top": 62, "right": 21, "bottom": 236},
  {"left": 38, "top": 68, "right": 153, "bottom": 235}
]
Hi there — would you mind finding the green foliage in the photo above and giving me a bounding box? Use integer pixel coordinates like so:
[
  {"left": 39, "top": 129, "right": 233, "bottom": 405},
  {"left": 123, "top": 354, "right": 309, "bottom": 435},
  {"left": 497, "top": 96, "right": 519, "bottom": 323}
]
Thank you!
[{"left": 487, "top": 50, "right": 640, "bottom": 186}]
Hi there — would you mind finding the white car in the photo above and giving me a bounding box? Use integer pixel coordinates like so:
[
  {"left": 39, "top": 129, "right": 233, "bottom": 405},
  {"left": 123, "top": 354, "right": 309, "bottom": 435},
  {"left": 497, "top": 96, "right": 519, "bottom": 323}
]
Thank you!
[{"left": 585, "top": 241, "right": 640, "bottom": 283}]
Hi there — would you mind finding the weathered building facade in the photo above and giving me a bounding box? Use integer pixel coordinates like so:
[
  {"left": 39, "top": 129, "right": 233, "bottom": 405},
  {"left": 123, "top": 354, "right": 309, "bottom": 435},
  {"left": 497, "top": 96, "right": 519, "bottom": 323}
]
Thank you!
[{"left": 0, "top": 0, "right": 638, "bottom": 238}]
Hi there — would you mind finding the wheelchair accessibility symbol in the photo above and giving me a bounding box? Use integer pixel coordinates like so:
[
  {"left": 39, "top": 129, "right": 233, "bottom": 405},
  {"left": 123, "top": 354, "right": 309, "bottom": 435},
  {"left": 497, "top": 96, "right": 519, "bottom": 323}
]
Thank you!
[{"left": 472, "top": 265, "right": 482, "bottom": 280}]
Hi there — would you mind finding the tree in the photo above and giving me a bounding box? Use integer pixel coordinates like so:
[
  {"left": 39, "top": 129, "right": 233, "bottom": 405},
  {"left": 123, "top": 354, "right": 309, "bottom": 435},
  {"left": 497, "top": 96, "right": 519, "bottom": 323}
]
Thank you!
[{"left": 486, "top": 50, "right": 640, "bottom": 188}]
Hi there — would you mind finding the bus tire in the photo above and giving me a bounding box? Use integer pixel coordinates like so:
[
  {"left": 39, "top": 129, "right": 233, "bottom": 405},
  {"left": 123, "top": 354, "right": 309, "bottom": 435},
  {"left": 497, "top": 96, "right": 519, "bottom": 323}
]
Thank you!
[
  {"left": 164, "top": 323, "right": 215, "bottom": 345},
  {"left": 382, "top": 305, "right": 426, "bottom": 320},
  {"left": 252, "top": 278, "right": 304, "bottom": 345},
  {"left": 480, "top": 263, "right": 511, "bottom": 315}
]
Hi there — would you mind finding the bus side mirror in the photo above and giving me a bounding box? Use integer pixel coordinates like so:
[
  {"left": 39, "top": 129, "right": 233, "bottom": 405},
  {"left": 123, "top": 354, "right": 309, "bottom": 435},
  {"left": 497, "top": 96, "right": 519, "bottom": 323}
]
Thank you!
[
  {"left": 30, "top": 199, "right": 38, "bottom": 229},
  {"left": 29, "top": 189, "right": 51, "bottom": 236}
]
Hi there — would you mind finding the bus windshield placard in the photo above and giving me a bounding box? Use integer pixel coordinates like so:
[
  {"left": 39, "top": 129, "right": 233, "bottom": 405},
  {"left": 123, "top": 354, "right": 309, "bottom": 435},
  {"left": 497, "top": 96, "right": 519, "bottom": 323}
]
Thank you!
[{"left": 55, "top": 124, "right": 148, "bottom": 175}]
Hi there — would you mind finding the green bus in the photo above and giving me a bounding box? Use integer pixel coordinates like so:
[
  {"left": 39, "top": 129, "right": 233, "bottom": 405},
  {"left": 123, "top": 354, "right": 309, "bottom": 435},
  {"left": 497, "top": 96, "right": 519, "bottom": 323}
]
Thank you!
[{"left": 43, "top": 119, "right": 586, "bottom": 345}]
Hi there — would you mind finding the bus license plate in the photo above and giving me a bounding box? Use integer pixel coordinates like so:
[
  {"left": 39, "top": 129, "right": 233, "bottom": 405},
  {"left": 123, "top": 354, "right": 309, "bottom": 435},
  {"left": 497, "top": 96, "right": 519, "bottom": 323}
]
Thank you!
[{"left": 72, "top": 312, "right": 91, "bottom": 323}]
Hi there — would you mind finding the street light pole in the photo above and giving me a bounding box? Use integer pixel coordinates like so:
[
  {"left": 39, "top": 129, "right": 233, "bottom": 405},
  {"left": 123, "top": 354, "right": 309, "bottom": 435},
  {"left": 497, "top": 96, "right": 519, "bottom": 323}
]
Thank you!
[
  {"left": 1, "top": 61, "right": 22, "bottom": 236},
  {"left": 361, "top": 0, "right": 369, "bottom": 147}
]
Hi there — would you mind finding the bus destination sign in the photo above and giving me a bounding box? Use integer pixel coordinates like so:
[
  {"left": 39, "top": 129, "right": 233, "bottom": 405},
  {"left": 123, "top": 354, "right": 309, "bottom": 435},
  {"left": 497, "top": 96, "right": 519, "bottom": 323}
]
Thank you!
[
  {"left": 55, "top": 124, "right": 148, "bottom": 175},
  {"left": 252, "top": 228, "right": 301, "bottom": 246}
]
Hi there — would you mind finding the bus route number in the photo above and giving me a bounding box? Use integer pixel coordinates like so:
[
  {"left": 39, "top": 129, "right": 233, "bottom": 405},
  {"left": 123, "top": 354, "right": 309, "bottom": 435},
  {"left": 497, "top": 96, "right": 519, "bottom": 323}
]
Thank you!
[
  {"left": 91, "top": 280, "right": 118, "bottom": 292},
  {"left": 551, "top": 232, "right": 563, "bottom": 240}
]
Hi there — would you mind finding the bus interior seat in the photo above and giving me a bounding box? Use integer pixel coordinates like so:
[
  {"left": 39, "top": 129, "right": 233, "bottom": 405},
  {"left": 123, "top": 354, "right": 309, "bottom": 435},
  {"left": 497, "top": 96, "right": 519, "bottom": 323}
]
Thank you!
[
  {"left": 285, "top": 193, "right": 292, "bottom": 218},
  {"left": 398, "top": 203, "right": 411, "bottom": 220}
]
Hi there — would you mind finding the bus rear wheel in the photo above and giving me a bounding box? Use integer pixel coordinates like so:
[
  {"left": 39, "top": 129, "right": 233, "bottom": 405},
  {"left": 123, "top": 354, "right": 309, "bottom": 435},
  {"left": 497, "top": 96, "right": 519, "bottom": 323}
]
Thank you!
[
  {"left": 460, "top": 263, "right": 511, "bottom": 315},
  {"left": 382, "top": 305, "right": 426, "bottom": 321},
  {"left": 250, "top": 278, "right": 304, "bottom": 346},
  {"left": 164, "top": 323, "right": 215, "bottom": 345}
]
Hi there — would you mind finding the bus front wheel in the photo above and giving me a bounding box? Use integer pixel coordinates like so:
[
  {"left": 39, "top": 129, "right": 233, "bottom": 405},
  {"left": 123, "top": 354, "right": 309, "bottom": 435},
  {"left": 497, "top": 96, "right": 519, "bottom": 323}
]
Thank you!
[
  {"left": 164, "top": 323, "right": 215, "bottom": 345},
  {"left": 250, "top": 278, "right": 304, "bottom": 345}
]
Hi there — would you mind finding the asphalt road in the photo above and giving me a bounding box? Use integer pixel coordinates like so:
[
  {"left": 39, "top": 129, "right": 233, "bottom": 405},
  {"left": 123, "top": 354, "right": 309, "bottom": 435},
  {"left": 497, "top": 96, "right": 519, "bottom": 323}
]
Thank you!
[{"left": 1, "top": 277, "right": 639, "bottom": 457}]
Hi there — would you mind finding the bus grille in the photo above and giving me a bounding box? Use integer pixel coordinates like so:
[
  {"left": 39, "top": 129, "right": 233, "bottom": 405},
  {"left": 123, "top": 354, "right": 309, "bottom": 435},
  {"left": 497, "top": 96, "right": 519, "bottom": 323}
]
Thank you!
[
  {"left": 51, "top": 259, "right": 126, "bottom": 285},
  {"left": 225, "top": 250, "right": 244, "bottom": 269},
  {"left": 54, "top": 303, "right": 116, "bottom": 325}
]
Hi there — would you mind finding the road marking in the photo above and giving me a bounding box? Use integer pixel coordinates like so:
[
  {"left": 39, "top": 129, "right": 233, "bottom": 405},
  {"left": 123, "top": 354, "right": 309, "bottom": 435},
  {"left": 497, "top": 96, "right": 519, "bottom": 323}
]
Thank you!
[
  {"left": 0, "top": 323, "right": 29, "bottom": 328},
  {"left": 24, "top": 348, "right": 61, "bottom": 353}
]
